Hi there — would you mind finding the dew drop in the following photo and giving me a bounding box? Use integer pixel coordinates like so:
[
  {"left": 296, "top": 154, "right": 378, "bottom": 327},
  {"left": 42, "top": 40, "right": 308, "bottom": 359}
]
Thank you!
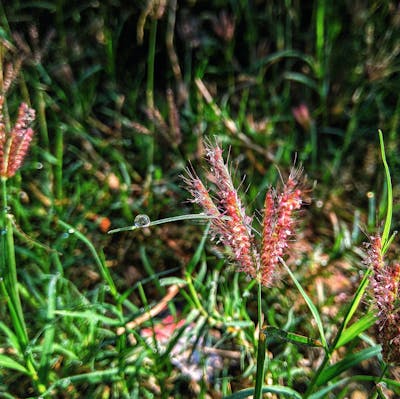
[
  {"left": 36, "top": 162, "right": 43, "bottom": 170},
  {"left": 68, "top": 228, "right": 75, "bottom": 234},
  {"left": 60, "top": 378, "right": 71, "bottom": 388},
  {"left": 0, "top": 229, "right": 7, "bottom": 236},
  {"left": 61, "top": 232, "right": 69, "bottom": 239},
  {"left": 134, "top": 214, "right": 150, "bottom": 228}
]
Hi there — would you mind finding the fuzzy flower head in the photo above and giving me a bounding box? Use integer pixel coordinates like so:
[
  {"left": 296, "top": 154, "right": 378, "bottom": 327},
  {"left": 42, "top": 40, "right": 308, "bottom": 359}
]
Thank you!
[
  {"left": 365, "top": 235, "right": 400, "bottom": 363},
  {"left": 260, "top": 167, "right": 303, "bottom": 286},
  {"left": 184, "top": 140, "right": 305, "bottom": 286},
  {"left": 0, "top": 96, "right": 35, "bottom": 179}
]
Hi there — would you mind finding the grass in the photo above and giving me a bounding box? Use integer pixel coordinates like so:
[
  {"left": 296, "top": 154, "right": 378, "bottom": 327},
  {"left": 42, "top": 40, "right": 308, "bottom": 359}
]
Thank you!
[{"left": 0, "top": 1, "right": 400, "bottom": 398}]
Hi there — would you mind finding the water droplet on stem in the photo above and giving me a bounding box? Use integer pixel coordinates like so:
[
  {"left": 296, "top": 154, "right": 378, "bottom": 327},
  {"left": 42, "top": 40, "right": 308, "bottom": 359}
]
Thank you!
[{"left": 134, "top": 214, "right": 150, "bottom": 228}]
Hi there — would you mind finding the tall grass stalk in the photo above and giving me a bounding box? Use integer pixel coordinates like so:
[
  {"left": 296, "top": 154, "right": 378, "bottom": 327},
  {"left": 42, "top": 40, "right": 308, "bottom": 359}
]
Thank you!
[{"left": 0, "top": 177, "right": 45, "bottom": 394}]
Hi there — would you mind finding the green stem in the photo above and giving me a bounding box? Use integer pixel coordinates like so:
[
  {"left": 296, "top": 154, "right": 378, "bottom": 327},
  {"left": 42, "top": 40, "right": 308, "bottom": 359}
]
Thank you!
[
  {"left": 254, "top": 280, "right": 266, "bottom": 399},
  {"left": 54, "top": 125, "right": 64, "bottom": 207},
  {"left": 146, "top": 17, "right": 157, "bottom": 110},
  {"left": 0, "top": 178, "right": 45, "bottom": 394}
]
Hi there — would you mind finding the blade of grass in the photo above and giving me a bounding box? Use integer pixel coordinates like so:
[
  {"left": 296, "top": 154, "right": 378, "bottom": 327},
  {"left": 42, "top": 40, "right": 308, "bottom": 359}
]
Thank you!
[
  {"left": 223, "top": 385, "right": 302, "bottom": 399},
  {"left": 58, "top": 219, "right": 118, "bottom": 300},
  {"left": 0, "top": 354, "right": 29, "bottom": 374},
  {"left": 264, "top": 326, "right": 324, "bottom": 348},
  {"left": 280, "top": 257, "right": 327, "bottom": 348},
  {"left": 39, "top": 274, "right": 58, "bottom": 383},
  {"left": 315, "top": 345, "right": 381, "bottom": 386},
  {"left": 378, "top": 130, "right": 393, "bottom": 254},
  {"left": 335, "top": 312, "right": 376, "bottom": 349}
]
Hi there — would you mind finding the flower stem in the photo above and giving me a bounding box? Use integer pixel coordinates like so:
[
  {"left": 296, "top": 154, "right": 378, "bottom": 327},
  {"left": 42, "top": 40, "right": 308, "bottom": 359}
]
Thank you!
[{"left": 254, "top": 279, "right": 266, "bottom": 399}]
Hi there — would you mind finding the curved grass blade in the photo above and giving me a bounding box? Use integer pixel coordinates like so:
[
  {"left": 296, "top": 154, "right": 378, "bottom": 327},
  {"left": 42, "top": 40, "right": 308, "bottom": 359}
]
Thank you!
[
  {"left": 0, "top": 354, "right": 29, "bottom": 374},
  {"left": 223, "top": 385, "right": 302, "bottom": 399},
  {"left": 280, "top": 258, "right": 327, "bottom": 349},
  {"left": 335, "top": 312, "right": 376, "bottom": 349},
  {"left": 378, "top": 130, "right": 393, "bottom": 254},
  {"left": 315, "top": 345, "right": 381, "bottom": 386},
  {"left": 108, "top": 213, "right": 217, "bottom": 234},
  {"left": 332, "top": 267, "right": 373, "bottom": 350}
]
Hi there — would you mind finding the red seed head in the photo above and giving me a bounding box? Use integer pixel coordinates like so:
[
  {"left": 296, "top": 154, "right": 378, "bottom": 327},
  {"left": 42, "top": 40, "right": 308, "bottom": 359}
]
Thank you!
[
  {"left": 0, "top": 99, "right": 35, "bottom": 179},
  {"left": 260, "top": 167, "right": 303, "bottom": 286}
]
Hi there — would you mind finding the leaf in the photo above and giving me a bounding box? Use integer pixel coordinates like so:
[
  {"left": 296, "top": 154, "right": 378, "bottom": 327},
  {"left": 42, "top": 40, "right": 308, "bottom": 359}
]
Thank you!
[
  {"left": 315, "top": 345, "right": 381, "bottom": 386},
  {"left": 223, "top": 385, "right": 302, "bottom": 399},
  {"left": 280, "top": 258, "right": 327, "bottom": 348},
  {"left": 335, "top": 312, "right": 376, "bottom": 349},
  {"left": 332, "top": 268, "right": 373, "bottom": 351},
  {"left": 186, "top": 223, "right": 210, "bottom": 274},
  {"left": 0, "top": 354, "right": 29, "bottom": 374},
  {"left": 264, "top": 326, "right": 324, "bottom": 348},
  {"left": 159, "top": 277, "right": 187, "bottom": 287},
  {"left": 283, "top": 72, "right": 319, "bottom": 92},
  {"left": 39, "top": 274, "right": 59, "bottom": 381},
  {"left": 54, "top": 310, "right": 120, "bottom": 326},
  {"left": 378, "top": 130, "right": 393, "bottom": 254}
]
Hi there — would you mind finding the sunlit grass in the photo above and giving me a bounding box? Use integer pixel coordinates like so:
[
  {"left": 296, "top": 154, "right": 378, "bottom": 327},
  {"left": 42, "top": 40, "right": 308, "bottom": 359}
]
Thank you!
[{"left": 0, "top": 1, "right": 399, "bottom": 398}]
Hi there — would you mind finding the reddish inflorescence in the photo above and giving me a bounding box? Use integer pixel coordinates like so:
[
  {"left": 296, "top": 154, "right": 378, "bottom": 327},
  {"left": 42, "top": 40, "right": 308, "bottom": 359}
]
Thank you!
[
  {"left": 365, "top": 235, "right": 400, "bottom": 363},
  {"left": 184, "top": 140, "right": 304, "bottom": 286},
  {"left": 261, "top": 168, "right": 303, "bottom": 286},
  {"left": 0, "top": 96, "right": 35, "bottom": 179}
]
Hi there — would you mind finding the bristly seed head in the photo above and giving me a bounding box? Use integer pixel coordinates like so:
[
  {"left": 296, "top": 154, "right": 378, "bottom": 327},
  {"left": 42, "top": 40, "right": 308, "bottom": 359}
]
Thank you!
[
  {"left": 184, "top": 140, "right": 305, "bottom": 286},
  {"left": 365, "top": 234, "right": 400, "bottom": 363},
  {"left": 260, "top": 166, "right": 303, "bottom": 286},
  {"left": 0, "top": 96, "right": 36, "bottom": 179}
]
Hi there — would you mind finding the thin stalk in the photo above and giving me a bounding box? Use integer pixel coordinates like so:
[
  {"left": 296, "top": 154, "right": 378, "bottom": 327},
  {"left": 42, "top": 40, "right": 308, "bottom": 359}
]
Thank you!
[
  {"left": 54, "top": 125, "right": 64, "bottom": 211},
  {"left": 108, "top": 213, "right": 220, "bottom": 234},
  {"left": 254, "top": 279, "right": 266, "bottom": 399},
  {"left": 145, "top": 16, "right": 157, "bottom": 209},
  {"left": 146, "top": 17, "right": 157, "bottom": 110}
]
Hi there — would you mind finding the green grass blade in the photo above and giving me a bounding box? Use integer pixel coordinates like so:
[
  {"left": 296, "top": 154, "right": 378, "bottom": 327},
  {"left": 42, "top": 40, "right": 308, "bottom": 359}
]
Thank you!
[
  {"left": 378, "top": 130, "right": 393, "bottom": 253},
  {"left": 315, "top": 345, "right": 381, "bottom": 386},
  {"left": 58, "top": 220, "right": 118, "bottom": 299},
  {"left": 0, "top": 354, "right": 29, "bottom": 374},
  {"left": 223, "top": 385, "right": 302, "bottom": 399},
  {"left": 264, "top": 326, "right": 324, "bottom": 348},
  {"left": 331, "top": 267, "right": 373, "bottom": 351},
  {"left": 341, "top": 268, "right": 372, "bottom": 331},
  {"left": 335, "top": 312, "right": 376, "bottom": 349},
  {"left": 280, "top": 258, "right": 327, "bottom": 348},
  {"left": 0, "top": 321, "right": 20, "bottom": 354},
  {"left": 308, "top": 378, "right": 351, "bottom": 399},
  {"left": 159, "top": 277, "right": 187, "bottom": 286},
  {"left": 39, "top": 274, "right": 58, "bottom": 383},
  {"left": 186, "top": 223, "right": 210, "bottom": 274},
  {"left": 54, "top": 310, "right": 121, "bottom": 326}
]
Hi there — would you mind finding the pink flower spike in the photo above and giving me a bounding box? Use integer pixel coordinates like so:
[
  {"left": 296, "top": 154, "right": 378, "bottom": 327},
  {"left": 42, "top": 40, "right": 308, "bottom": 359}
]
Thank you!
[
  {"left": 260, "top": 167, "right": 303, "bottom": 286},
  {"left": 0, "top": 98, "right": 35, "bottom": 179},
  {"left": 184, "top": 142, "right": 259, "bottom": 280},
  {"left": 365, "top": 234, "right": 400, "bottom": 363}
]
